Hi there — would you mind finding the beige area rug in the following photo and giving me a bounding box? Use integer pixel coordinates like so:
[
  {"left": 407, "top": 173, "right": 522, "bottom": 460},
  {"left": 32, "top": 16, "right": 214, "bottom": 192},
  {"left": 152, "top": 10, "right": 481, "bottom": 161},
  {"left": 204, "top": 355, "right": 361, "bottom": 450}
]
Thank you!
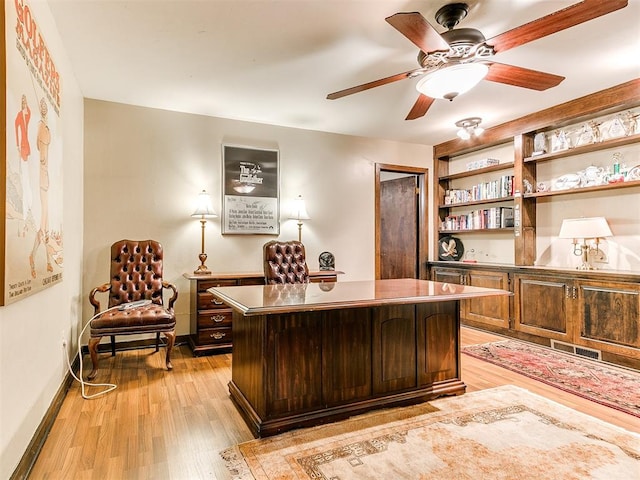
[{"left": 221, "top": 385, "right": 640, "bottom": 479}]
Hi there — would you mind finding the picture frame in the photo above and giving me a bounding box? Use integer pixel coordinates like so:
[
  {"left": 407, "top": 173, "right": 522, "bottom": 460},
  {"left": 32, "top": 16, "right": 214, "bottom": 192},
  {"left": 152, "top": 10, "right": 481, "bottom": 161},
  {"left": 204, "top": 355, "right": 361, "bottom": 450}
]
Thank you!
[
  {"left": 222, "top": 144, "right": 279, "bottom": 235},
  {"left": 2, "top": 1, "right": 65, "bottom": 305}
]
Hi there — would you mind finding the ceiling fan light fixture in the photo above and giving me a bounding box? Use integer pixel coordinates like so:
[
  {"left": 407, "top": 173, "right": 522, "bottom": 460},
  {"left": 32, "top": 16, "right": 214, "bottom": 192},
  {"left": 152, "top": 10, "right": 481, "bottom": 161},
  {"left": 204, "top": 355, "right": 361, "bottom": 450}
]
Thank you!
[{"left": 415, "top": 63, "right": 488, "bottom": 101}]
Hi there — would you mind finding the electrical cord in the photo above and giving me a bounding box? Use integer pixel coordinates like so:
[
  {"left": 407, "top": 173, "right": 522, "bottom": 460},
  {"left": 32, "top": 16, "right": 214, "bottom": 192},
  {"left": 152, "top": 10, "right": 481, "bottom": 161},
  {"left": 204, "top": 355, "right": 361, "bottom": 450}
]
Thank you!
[{"left": 63, "top": 301, "right": 151, "bottom": 400}]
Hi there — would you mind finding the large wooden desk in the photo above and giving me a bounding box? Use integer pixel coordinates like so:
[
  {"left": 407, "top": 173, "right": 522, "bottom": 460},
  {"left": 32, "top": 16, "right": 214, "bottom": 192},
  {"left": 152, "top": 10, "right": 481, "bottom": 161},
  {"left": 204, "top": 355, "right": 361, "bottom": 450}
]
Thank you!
[{"left": 209, "top": 278, "right": 510, "bottom": 437}]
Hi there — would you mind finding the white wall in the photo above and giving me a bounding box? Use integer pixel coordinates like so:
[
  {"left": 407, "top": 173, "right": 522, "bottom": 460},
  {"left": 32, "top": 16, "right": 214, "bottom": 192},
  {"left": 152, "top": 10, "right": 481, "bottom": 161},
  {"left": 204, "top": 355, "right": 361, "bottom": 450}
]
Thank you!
[
  {"left": 0, "top": 2, "right": 84, "bottom": 477},
  {"left": 83, "top": 100, "right": 433, "bottom": 337}
]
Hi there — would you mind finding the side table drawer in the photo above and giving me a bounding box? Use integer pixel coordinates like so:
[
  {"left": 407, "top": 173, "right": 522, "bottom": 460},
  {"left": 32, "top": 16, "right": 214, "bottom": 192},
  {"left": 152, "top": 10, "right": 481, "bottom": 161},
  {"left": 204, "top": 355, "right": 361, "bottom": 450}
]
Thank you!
[
  {"left": 198, "top": 279, "right": 237, "bottom": 291},
  {"left": 197, "top": 327, "right": 232, "bottom": 346},
  {"left": 198, "top": 309, "right": 233, "bottom": 329},
  {"left": 198, "top": 291, "right": 227, "bottom": 309}
]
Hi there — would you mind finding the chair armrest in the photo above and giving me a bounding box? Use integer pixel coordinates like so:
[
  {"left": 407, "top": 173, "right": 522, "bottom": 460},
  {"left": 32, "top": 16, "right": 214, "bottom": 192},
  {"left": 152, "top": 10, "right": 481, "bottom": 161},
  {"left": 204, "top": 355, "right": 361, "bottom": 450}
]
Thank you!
[
  {"left": 89, "top": 283, "right": 111, "bottom": 315},
  {"left": 162, "top": 281, "right": 178, "bottom": 310}
]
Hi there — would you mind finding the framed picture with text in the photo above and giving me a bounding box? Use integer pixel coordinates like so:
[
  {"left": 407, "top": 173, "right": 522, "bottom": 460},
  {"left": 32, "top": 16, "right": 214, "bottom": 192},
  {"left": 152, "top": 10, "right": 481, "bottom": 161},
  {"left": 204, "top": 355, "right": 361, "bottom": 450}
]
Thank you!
[
  {"left": 222, "top": 144, "right": 279, "bottom": 235},
  {"left": 2, "top": 1, "right": 65, "bottom": 305}
]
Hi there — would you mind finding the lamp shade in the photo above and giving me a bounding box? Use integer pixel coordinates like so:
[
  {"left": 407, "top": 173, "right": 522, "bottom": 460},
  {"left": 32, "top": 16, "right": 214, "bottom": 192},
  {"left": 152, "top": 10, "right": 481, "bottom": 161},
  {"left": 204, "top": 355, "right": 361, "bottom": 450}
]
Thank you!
[
  {"left": 558, "top": 217, "right": 612, "bottom": 239},
  {"left": 191, "top": 190, "right": 217, "bottom": 218},
  {"left": 288, "top": 195, "right": 310, "bottom": 220},
  {"left": 416, "top": 63, "right": 489, "bottom": 100}
]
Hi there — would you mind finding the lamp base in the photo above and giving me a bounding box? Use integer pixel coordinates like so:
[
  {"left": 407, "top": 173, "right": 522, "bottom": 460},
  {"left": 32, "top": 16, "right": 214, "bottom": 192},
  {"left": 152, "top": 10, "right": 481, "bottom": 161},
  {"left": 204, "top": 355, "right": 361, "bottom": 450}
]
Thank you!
[
  {"left": 194, "top": 252, "right": 211, "bottom": 275},
  {"left": 574, "top": 244, "right": 594, "bottom": 270},
  {"left": 193, "top": 265, "right": 211, "bottom": 275}
]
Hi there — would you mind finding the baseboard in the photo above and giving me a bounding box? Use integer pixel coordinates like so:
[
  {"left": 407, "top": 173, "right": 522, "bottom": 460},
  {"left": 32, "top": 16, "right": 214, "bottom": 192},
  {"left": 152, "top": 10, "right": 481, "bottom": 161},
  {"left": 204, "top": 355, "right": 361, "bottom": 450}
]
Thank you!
[{"left": 11, "top": 334, "right": 189, "bottom": 479}]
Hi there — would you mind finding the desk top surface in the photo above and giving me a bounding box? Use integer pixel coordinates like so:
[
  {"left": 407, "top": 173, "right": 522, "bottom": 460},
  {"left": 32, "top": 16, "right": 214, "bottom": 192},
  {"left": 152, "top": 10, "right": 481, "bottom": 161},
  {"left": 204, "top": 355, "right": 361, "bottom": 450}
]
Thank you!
[{"left": 208, "top": 278, "right": 510, "bottom": 316}]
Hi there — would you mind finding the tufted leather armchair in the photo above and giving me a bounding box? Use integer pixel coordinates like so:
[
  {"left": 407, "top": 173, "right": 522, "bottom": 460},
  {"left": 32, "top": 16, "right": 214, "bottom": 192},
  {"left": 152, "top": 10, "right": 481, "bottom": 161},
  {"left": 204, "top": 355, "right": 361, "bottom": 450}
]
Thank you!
[
  {"left": 263, "top": 240, "right": 310, "bottom": 284},
  {"left": 87, "top": 239, "right": 177, "bottom": 379}
]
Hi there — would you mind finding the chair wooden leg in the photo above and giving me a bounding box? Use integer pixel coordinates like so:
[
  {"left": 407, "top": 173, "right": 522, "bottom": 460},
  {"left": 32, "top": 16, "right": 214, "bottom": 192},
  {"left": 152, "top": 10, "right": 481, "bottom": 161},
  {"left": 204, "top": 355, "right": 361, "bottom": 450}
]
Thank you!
[
  {"left": 110, "top": 335, "right": 116, "bottom": 356},
  {"left": 155, "top": 332, "right": 160, "bottom": 352},
  {"left": 163, "top": 330, "right": 176, "bottom": 371},
  {"left": 88, "top": 336, "right": 102, "bottom": 380}
]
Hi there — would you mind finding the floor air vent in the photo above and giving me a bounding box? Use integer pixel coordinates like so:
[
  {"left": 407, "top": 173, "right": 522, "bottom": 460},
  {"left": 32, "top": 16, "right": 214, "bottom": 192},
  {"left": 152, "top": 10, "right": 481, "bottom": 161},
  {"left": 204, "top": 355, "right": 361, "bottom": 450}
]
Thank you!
[{"left": 550, "top": 340, "right": 601, "bottom": 361}]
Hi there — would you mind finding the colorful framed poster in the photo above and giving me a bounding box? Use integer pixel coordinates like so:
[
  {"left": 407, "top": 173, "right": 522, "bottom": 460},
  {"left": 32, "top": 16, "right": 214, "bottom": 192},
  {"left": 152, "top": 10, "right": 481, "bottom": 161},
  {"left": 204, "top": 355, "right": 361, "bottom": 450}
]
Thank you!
[
  {"left": 2, "top": 0, "right": 64, "bottom": 305},
  {"left": 222, "top": 144, "right": 279, "bottom": 235}
]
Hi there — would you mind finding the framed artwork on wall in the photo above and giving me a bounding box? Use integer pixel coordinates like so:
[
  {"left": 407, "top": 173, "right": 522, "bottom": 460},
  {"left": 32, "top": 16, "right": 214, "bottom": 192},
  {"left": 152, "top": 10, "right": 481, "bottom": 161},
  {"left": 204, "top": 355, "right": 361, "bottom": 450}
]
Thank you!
[
  {"left": 222, "top": 144, "right": 279, "bottom": 235},
  {"left": 2, "top": 0, "right": 64, "bottom": 305}
]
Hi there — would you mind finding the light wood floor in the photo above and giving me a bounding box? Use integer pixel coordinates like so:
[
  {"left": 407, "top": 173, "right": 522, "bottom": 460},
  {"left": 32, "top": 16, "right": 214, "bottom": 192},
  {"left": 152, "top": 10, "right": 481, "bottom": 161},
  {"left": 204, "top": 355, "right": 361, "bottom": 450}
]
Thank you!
[{"left": 27, "top": 327, "right": 639, "bottom": 479}]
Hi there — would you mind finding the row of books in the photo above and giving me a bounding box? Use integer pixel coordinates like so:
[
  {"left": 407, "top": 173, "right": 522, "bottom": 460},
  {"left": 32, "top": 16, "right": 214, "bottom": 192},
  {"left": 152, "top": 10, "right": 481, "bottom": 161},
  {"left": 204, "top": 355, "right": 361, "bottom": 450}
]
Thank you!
[
  {"left": 441, "top": 207, "right": 514, "bottom": 231},
  {"left": 443, "top": 175, "right": 514, "bottom": 205}
]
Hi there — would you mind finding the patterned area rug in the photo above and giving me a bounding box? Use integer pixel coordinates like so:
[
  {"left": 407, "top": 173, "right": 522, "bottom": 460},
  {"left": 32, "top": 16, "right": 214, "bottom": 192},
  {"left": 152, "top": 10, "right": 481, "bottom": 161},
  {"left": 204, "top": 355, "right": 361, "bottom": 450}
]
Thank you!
[
  {"left": 463, "top": 340, "right": 640, "bottom": 418},
  {"left": 221, "top": 385, "right": 640, "bottom": 479}
]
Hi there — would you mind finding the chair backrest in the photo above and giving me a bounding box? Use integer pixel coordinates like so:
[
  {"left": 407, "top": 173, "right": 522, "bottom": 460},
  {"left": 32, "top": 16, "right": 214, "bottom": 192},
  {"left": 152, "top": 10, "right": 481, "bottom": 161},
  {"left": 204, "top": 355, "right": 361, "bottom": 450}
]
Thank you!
[
  {"left": 108, "top": 239, "right": 165, "bottom": 307},
  {"left": 263, "top": 240, "right": 310, "bottom": 284}
]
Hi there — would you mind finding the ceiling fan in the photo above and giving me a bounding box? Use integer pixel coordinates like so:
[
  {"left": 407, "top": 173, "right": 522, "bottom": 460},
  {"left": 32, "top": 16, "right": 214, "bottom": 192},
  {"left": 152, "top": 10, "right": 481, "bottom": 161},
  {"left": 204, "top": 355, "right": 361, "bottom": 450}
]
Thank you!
[{"left": 326, "top": 0, "right": 628, "bottom": 120}]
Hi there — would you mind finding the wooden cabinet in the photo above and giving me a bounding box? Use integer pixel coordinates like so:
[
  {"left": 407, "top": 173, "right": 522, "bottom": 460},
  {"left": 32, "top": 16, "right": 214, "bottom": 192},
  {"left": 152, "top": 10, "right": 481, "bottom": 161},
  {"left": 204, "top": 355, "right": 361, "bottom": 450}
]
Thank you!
[
  {"left": 432, "top": 261, "right": 640, "bottom": 367},
  {"left": 513, "top": 273, "right": 573, "bottom": 342},
  {"left": 577, "top": 279, "right": 640, "bottom": 356},
  {"left": 431, "top": 266, "right": 510, "bottom": 329},
  {"left": 514, "top": 272, "right": 640, "bottom": 365},
  {"left": 184, "top": 271, "right": 340, "bottom": 355},
  {"left": 430, "top": 262, "right": 640, "bottom": 369}
]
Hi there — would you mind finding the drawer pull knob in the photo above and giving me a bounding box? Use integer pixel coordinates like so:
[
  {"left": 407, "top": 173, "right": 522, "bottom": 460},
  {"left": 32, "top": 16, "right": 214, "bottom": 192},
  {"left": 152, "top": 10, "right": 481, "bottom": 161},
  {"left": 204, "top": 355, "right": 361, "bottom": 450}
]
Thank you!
[
  {"left": 210, "top": 332, "right": 226, "bottom": 339},
  {"left": 211, "top": 315, "right": 225, "bottom": 323},
  {"left": 211, "top": 299, "right": 224, "bottom": 305}
]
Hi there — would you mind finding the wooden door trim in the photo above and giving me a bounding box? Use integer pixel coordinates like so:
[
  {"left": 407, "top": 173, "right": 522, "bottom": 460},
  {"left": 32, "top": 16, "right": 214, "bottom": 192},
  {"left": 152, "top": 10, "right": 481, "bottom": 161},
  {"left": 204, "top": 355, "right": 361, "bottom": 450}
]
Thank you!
[{"left": 375, "top": 164, "right": 429, "bottom": 280}]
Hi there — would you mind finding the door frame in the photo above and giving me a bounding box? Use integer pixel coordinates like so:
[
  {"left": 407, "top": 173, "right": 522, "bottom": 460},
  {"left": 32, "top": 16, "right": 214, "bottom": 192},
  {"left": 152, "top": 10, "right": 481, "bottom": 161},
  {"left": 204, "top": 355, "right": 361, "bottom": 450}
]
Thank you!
[{"left": 375, "top": 163, "right": 429, "bottom": 280}]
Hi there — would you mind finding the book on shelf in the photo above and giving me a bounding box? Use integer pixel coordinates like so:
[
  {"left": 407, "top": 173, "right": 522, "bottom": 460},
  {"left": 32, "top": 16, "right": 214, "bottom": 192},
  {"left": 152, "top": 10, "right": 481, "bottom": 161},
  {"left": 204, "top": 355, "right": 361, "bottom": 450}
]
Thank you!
[{"left": 500, "top": 207, "right": 514, "bottom": 228}]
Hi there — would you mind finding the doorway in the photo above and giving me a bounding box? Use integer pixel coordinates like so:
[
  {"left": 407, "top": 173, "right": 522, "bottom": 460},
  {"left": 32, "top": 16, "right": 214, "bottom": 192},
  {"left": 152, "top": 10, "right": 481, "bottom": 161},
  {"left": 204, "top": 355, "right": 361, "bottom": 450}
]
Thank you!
[{"left": 375, "top": 164, "right": 429, "bottom": 280}]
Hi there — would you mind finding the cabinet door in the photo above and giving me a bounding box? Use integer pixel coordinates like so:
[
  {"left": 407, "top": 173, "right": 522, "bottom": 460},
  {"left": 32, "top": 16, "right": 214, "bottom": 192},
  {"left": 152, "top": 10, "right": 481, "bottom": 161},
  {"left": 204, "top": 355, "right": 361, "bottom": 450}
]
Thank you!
[
  {"left": 431, "top": 267, "right": 465, "bottom": 284},
  {"left": 322, "top": 308, "right": 372, "bottom": 406},
  {"left": 576, "top": 280, "right": 640, "bottom": 359},
  {"left": 416, "top": 301, "right": 459, "bottom": 386},
  {"left": 372, "top": 305, "right": 416, "bottom": 394},
  {"left": 514, "top": 274, "right": 572, "bottom": 342},
  {"left": 266, "top": 312, "right": 323, "bottom": 416},
  {"left": 463, "top": 269, "right": 510, "bottom": 328}
]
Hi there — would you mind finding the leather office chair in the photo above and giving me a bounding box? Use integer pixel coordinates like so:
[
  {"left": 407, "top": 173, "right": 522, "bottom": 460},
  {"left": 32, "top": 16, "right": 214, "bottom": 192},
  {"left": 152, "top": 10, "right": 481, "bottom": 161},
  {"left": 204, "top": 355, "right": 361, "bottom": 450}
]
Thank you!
[
  {"left": 263, "top": 240, "right": 310, "bottom": 284},
  {"left": 87, "top": 239, "right": 177, "bottom": 379}
]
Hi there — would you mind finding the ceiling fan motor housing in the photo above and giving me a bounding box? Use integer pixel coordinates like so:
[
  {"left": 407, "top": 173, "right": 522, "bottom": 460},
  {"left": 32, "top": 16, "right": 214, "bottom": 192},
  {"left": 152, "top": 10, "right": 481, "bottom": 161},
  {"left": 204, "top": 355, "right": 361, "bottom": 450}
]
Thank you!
[{"left": 435, "top": 2, "right": 469, "bottom": 29}]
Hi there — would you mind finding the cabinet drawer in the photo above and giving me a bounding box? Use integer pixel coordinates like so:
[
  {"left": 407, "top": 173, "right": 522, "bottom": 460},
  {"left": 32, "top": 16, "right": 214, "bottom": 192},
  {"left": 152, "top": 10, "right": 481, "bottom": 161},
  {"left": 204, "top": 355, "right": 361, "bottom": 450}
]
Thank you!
[
  {"left": 198, "top": 279, "right": 237, "bottom": 291},
  {"left": 197, "top": 327, "right": 232, "bottom": 346},
  {"left": 198, "top": 309, "right": 233, "bottom": 329},
  {"left": 198, "top": 291, "right": 228, "bottom": 309}
]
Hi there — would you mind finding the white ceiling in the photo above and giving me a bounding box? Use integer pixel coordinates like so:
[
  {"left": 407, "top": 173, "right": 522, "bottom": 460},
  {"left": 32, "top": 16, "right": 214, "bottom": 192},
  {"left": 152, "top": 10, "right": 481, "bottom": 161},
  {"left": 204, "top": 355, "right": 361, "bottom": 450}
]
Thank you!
[{"left": 48, "top": 0, "right": 640, "bottom": 146}]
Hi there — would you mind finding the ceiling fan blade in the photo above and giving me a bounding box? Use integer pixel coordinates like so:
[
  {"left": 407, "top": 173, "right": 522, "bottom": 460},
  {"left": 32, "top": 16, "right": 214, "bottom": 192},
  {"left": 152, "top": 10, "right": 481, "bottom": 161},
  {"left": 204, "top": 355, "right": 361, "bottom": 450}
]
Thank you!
[
  {"left": 485, "top": 63, "right": 564, "bottom": 91},
  {"left": 327, "top": 69, "right": 421, "bottom": 100},
  {"left": 405, "top": 94, "right": 435, "bottom": 120},
  {"left": 487, "top": 0, "right": 628, "bottom": 53},
  {"left": 385, "top": 12, "right": 450, "bottom": 53}
]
